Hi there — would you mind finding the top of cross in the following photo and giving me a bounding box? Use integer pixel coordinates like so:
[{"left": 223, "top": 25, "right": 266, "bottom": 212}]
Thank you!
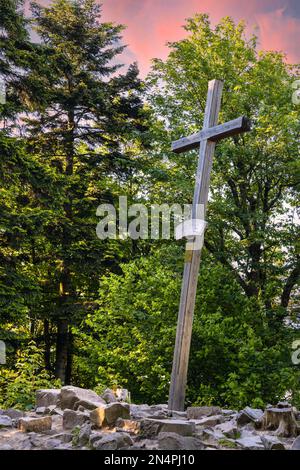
[{"left": 171, "top": 79, "right": 251, "bottom": 154}]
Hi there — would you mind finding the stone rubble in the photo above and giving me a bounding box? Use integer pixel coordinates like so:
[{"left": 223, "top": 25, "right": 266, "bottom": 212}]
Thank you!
[{"left": 0, "top": 387, "right": 299, "bottom": 450}]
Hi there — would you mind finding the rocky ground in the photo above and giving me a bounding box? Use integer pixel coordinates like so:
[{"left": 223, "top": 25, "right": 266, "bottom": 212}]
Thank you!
[{"left": 0, "top": 386, "right": 300, "bottom": 450}]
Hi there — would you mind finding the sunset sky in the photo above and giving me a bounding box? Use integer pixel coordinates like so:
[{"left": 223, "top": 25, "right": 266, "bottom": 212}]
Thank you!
[{"left": 29, "top": 0, "right": 300, "bottom": 76}]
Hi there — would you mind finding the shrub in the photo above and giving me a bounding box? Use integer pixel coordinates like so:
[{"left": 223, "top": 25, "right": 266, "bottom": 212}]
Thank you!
[{"left": 0, "top": 341, "right": 60, "bottom": 410}]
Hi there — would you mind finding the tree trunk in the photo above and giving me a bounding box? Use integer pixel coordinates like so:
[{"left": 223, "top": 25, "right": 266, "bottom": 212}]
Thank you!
[
  {"left": 54, "top": 104, "right": 75, "bottom": 385},
  {"left": 44, "top": 319, "right": 51, "bottom": 372},
  {"left": 30, "top": 318, "right": 35, "bottom": 336},
  {"left": 65, "top": 328, "right": 73, "bottom": 385},
  {"left": 259, "top": 407, "right": 299, "bottom": 437},
  {"left": 55, "top": 319, "right": 69, "bottom": 384}
]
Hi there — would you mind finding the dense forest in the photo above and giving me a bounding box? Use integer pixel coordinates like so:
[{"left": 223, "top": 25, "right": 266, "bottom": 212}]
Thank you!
[{"left": 0, "top": 0, "right": 299, "bottom": 410}]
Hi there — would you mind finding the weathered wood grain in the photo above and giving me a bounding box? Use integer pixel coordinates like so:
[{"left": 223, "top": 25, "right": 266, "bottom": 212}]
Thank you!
[
  {"left": 168, "top": 80, "right": 223, "bottom": 411},
  {"left": 171, "top": 116, "right": 251, "bottom": 153},
  {"left": 168, "top": 79, "right": 251, "bottom": 411}
]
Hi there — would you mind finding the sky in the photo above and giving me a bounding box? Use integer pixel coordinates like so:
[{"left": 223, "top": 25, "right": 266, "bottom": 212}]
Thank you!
[{"left": 28, "top": 0, "right": 300, "bottom": 76}]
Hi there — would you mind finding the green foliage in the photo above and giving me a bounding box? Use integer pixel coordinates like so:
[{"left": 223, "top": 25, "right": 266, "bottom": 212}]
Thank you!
[
  {"left": 71, "top": 425, "right": 81, "bottom": 447},
  {"left": 0, "top": 341, "right": 60, "bottom": 410},
  {"left": 75, "top": 245, "right": 181, "bottom": 403},
  {"left": 0, "top": 4, "right": 299, "bottom": 411},
  {"left": 147, "top": 14, "right": 300, "bottom": 314},
  {"left": 92, "top": 383, "right": 107, "bottom": 396},
  {"left": 140, "top": 14, "right": 299, "bottom": 407},
  {"left": 77, "top": 246, "right": 300, "bottom": 407},
  {"left": 1, "top": 0, "right": 150, "bottom": 384},
  {"left": 218, "top": 439, "right": 238, "bottom": 448}
]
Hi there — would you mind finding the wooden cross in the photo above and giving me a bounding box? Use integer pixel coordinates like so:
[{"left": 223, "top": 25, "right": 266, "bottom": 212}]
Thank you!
[{"left": 168, "top": 79, "right": 251, "bottom": 411}]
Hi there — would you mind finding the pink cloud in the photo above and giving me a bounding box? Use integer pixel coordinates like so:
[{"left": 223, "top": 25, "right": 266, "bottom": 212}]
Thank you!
[
  {"left": 24, "top": 1, "right": 300, "bottom": 75},
  {"left": 100, "top": 0, "right": 300, "bottom": 75},
  {"left": 256, "top": 8, "right": 300, "bottom": 63}
]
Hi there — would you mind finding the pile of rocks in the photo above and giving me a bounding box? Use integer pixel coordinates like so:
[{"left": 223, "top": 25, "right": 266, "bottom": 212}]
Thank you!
[{"left": 0, "top": 386, "right": 300, "bottom": 450}]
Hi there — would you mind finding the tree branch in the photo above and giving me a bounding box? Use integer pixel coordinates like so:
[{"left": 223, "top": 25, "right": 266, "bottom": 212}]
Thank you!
[{"left": 204, "top": 239, "right": 253, "bottom": 297}]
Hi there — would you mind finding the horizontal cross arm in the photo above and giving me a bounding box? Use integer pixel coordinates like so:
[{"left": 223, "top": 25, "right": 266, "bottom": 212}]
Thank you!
[{"left": 171, "top": 116, "right": 251, "bottom": 154}]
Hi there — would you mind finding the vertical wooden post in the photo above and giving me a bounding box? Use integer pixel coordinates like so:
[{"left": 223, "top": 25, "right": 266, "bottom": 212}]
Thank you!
[{"left": 168, "top": 80, "right": 224, "bottom": 411}]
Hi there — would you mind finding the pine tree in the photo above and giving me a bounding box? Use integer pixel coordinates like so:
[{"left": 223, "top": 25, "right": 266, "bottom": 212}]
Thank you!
[
  {"left": 0, "top": 0, "right": 36, "bottom": 348},
  {"left": 24, "top": 0, "right": 148, "bottom": 382}
]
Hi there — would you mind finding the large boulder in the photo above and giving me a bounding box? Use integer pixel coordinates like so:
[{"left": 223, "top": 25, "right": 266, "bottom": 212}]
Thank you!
[
  {"left": 130, "top": 404, "right": 152, "bottom": 419},
  {"left": 197, "top": 428, "right": 224, "bottom": 447},
  {"left": 291, "top": 436, "right": 300, "bottom": 450},
  {"left": 0, "top": 444, "right": 13, "bottom": 450},
  {"left": 1, "top": 409, "right": 25, "bottom": 420},
  {"left": 62, "top": 409, "right": 90, "bottom": 430},
  {"left": 91, "top": 432, "right": 133, "bottom": 450},
  {"left": 101, "top": 389, "right": 117, "bottom": 404},
  {"left": 261, "top": 435, "right": 285, "bottom": 450},
  {"left": 36, "top": 389, "right": 61, "bottom": 408},
  {"left": 78, "top": 424, "right": 92, "bottom": 446},
  {"left": 158, "top": 432, "right": 204, "bottom": 450},
  {"left": 73, "top": 399, "right": 106, "bottom": 411},
  {"left": 190, "top": 415, "right": 223, "bottom": 427},
  {"left": 90, "top": 403, "right": 130, "bottom": 428},
  {"left": 129, "top": 403, "right": 169, "bottom": 420},
  {"left": 140, "top": 419, "right": 195, "bottom": 437},
  {"left": 18, "top": 416, "right": 52, "bottom": 433},
  {"left": 0, "top": 415, "right": 13, "bottom": 428},
  {"left": 187, "top": 406, "right": 221, "bottom": 420},
  {"left": 215, "top": 420, "right": 239, "bottom": 439},
  {"left": 115, "top": 418, "right": 141, "bottom": 434},
  {"left": 236, "top": 407, "right": 264, "bottom": 425},
  {"left": 60, "top": 386, "right": 105, "bottom": 411},
  {"left": 236, "top": 436, "right": 265, "bottom": 450}
]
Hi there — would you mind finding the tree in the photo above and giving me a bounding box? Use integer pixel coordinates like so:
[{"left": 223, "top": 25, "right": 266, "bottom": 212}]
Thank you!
[
  {"left": 0, "top": 0, "right": 44, "bottom": 355},
  {"left": 147, "top": 14, "right": 300, "bottom": 320},
  {"left": 78, "top": 246, "right": 300, "bottom": 407},
  {"left": 77, "top": 14, "right": 300, "bottom": 406},
  {"left": 1, "top": 5, "right": 299, "bottom": 410},
  {"left": 0, "top": 341, "right": 60, "bottom": 410},
  {"left": 22, "top": 0, "right": 149, "bottom": 382}
]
